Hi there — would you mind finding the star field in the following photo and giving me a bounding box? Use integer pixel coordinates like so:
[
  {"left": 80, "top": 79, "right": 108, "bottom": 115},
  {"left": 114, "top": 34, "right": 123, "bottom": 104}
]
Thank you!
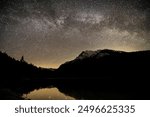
[{"left": 0, "top": 0, "right": 150, "bottom": 68}]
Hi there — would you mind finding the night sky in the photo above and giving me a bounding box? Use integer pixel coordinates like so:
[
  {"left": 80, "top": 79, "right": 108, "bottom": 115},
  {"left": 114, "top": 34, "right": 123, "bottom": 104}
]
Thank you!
[{"left": 0, "top": 0, "right": 150, "bottom": 68}]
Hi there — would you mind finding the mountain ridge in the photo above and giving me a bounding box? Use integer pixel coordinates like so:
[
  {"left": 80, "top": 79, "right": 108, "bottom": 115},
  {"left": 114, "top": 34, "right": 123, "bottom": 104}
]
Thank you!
[
  {"left": 75, "top": 49, "right": 126, "bottom": 60},
  {"left": 57, "top": 49, "right": 150, "bottom": 77}
]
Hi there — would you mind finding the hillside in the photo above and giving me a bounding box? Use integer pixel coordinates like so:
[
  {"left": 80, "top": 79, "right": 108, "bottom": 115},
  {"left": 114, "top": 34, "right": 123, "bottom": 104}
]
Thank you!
[{"left": 57, "top": 49, "right": 150, "bottom": 78}]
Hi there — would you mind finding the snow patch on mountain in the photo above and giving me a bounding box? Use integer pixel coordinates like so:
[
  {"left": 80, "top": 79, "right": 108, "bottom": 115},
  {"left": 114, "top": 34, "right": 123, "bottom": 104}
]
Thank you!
[
  {"left": 76, "top": 50, "right": 95, "bottom": 60},
  {"left": 75, "top": 49, "right": 119, "bottom": 60}
]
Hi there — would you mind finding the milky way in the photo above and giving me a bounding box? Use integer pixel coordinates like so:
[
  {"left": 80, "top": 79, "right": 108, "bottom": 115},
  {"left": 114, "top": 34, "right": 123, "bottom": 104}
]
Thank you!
[{"left": 0, "top": 0, "right": 150, "bottom": 68}]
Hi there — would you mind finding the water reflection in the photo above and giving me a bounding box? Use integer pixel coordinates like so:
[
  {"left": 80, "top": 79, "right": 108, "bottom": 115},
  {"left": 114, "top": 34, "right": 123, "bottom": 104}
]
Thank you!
[{"left": 22, "top": 87, "right": 75, "bottom": 100}]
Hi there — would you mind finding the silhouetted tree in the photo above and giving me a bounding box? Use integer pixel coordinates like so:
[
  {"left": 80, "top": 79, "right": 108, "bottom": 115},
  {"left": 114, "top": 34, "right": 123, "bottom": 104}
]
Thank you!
[{"left": 20, "top": 56, "right": 25, "bottom": 62}]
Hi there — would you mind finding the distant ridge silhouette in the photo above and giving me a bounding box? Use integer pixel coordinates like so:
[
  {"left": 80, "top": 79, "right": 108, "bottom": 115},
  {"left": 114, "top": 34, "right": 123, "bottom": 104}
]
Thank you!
[
  {"left": 0, "top": 51, "right": 54, "bottom": 80},
  {"left": 57, "top": 49, "right": 150, "bottom": 77}
]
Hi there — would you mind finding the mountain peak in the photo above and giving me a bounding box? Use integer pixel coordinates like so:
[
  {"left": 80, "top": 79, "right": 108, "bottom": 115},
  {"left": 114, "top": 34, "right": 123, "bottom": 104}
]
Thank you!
[
  {"left": 76, "top": 50, "right": 95, "bottom": 60},
  {"left": 76, "top": 49, "right": 124, "bottom": 60}
]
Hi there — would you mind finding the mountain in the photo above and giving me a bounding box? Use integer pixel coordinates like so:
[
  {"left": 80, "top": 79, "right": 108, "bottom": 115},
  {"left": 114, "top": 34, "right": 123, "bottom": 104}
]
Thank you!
[
  {"left": 2, "top": 49, "right": 150, "bottom": 79},
  {"left": 75, "top": 49, "right": 124, "bottom": 60},
  {"left": 57, "top": 49, "right": 150, "bottom": 78},
  {"left": 0, "top": 52, "right": 54, "bottom": 81}
]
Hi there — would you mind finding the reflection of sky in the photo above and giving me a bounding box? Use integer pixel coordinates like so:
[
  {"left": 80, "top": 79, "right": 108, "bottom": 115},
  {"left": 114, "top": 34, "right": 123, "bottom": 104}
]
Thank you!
[{"left": 23, "top": 88, "right": 75, "bottom": 100}]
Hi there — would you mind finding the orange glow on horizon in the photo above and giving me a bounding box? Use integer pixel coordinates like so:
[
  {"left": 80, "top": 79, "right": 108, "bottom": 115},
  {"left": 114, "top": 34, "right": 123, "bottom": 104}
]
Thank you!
[
  {"left": 36, "top": 63, "right": 60, "bottom": 69},
  {"left": 34, "top": 47, "right": 141, "bottom": 68}
]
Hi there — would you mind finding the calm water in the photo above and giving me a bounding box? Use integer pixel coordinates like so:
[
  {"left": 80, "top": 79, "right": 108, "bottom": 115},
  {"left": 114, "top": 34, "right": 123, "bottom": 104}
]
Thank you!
[{"left": 22, "top": 87, "right": 75, "bottom": 100}]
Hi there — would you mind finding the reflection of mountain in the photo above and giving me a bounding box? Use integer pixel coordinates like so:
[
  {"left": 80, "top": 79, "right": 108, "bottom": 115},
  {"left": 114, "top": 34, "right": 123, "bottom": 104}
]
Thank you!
[{"left": 0, "top": 49, "right": 150, "bottom": 99}]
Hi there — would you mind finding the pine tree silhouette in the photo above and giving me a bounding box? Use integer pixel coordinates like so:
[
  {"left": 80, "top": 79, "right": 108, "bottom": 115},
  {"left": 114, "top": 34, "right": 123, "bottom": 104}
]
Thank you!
[{"left": 20, "top": 56, "right": 25, "bottom": 62}]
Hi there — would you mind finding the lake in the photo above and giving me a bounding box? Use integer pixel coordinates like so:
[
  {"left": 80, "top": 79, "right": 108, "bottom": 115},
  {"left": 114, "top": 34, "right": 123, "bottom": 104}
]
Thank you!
[{"left": 22, "top": 87, "right": 75, "bottom": 100}]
